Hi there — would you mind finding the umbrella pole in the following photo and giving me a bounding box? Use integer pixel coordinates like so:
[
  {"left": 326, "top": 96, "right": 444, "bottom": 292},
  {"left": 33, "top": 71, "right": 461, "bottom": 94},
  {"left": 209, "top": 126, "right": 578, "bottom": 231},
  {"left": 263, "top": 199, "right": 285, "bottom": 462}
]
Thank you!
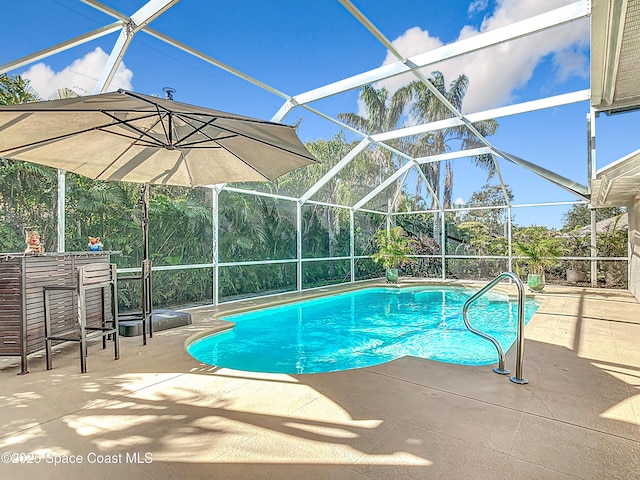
[
  {"left": 142, "top": 183, "right": 150, "bottom": 263},
  {"left": 141, "top": 183, "right": 153, "bottom": 339}
]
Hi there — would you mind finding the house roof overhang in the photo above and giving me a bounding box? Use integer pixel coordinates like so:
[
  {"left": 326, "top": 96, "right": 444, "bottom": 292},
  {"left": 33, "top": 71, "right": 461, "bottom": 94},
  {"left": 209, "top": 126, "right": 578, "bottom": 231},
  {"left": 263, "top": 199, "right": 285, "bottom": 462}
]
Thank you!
[
  {"left": 591, "top": 0, "right": 640, "bottom": 116},
  {"left": 591, "top": 147, "right": 640, "bottom": 207},
  {"left": 590, "top": 0, "right": 640, "bottom": 207}
]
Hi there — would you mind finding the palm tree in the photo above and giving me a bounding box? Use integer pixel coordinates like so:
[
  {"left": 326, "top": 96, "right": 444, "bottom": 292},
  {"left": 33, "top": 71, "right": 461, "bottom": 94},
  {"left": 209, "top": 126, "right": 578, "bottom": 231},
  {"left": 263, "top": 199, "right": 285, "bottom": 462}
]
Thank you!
[
  {"left": 337, "top": 84, "right": 409, "bottom": 138},
  {"left": 0, "top": 74, "right": 40, "bottom": 105},
  {"left": 404, "top": 72, "right": 498, "bottom": 209},
  {"left": 48, "top": 87, "right": 79, "bottom": 101},
  {"left": 337, "top": 84, "right": 411, "bottom": 209}
]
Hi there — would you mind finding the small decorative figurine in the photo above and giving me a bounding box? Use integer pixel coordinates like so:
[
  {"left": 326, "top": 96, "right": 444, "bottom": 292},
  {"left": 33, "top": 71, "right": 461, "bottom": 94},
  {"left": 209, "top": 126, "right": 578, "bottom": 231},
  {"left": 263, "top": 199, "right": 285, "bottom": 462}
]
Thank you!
[
  {"left": 88, "top": 236, "right": 103, "bottom": 251},
  {"left": 24, "top": 229, "right": 45, "bottom": 253}
]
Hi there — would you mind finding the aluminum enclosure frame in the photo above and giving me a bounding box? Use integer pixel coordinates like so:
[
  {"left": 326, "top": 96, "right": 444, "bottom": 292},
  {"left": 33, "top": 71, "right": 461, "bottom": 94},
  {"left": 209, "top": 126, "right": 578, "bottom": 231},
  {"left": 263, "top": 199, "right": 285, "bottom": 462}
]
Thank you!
[{"left": 2, "top": 0, "right": 631, "bottom": 301}]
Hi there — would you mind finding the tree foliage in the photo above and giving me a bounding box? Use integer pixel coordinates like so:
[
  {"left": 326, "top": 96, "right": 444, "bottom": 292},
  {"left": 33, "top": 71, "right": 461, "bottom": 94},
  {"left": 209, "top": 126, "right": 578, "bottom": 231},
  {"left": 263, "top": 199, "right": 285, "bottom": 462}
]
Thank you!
[
  {"left": 513, "top": 226, "right": 564, "bottom": 275},
  {"left": 561, "top": 204, "right": 626, "bottom": 231},
  {"left": 402, "top": 73, "right": 498, "bottom": 208},
  {"left": 337, "top": 86, "right": 412, "bottom": 212},
  {"left": 372, "top": 226, "right": 416, "bottom": 270},
  {"left": 0, "top": 74, "right": 40, "bottom": 105}
]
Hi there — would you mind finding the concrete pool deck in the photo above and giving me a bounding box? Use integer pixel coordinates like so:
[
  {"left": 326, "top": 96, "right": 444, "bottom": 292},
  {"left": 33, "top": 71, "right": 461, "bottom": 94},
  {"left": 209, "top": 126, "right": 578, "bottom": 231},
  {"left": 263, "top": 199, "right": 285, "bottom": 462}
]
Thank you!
[{"left": 1, "top": 280, "right": 639, "bottom": 479}]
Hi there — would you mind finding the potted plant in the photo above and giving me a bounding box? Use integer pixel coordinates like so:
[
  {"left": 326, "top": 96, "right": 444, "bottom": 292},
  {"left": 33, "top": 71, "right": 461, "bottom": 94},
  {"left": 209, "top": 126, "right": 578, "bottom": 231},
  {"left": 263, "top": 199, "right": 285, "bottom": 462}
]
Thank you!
[
  {"left": 513, "top": 226, "right": 563, "bottom": 292},
  {"left": 565, "top": 227, "right": 589, "bottom": 283},
  {"left": 372, "top": 226, "right": 416, "bottom": 283}
]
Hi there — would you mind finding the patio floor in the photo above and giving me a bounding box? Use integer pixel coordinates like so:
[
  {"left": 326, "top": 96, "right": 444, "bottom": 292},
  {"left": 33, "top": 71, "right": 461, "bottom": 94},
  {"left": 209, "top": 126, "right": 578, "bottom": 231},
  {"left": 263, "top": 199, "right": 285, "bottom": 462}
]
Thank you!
[{"left": 1, "top": 280, "right": 639, "bottom": 480}]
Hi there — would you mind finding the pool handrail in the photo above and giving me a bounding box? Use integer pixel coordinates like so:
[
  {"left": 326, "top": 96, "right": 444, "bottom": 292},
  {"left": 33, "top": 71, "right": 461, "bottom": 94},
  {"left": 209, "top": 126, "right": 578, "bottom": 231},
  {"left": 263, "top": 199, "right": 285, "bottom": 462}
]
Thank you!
[{"left": 462, "top": 271, "right": 528, "bottom": 385}]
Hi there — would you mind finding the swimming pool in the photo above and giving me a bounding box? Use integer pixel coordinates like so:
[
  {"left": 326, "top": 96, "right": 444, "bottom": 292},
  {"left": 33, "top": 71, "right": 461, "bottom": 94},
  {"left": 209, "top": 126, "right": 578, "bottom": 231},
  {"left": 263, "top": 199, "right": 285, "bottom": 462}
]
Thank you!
[{"left": 187, "top": 286, "right": 540, "bottom": 374}]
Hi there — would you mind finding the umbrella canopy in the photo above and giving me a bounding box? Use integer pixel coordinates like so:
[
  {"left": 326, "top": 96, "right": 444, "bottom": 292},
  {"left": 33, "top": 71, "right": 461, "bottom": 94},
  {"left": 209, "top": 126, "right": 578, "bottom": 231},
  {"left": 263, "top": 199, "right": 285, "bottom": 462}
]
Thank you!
[{"left": 0, "top": 89, "right": 317, "bottom": 187}]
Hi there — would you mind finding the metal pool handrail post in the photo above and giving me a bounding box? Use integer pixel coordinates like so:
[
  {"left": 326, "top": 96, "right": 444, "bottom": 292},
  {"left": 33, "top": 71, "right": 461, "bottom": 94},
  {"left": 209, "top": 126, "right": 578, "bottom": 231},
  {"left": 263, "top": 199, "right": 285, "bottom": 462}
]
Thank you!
[{"left": 462, "top": 271, "right": 528, "bottom": 385}]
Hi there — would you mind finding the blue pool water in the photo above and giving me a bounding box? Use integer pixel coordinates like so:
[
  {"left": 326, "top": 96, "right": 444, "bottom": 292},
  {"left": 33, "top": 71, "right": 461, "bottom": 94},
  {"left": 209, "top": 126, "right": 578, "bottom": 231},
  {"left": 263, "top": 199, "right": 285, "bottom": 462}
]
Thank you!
[{"left": 187, "top": 286, "right": 540, "bottom": 374}]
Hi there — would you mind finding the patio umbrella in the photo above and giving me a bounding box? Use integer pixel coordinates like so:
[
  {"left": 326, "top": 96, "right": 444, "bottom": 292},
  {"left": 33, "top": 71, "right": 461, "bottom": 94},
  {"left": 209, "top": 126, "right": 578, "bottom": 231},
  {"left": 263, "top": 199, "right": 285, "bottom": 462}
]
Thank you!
[
  {"left": 0, "top": 89, "right": 317, "bottom": 258},
  {"left": 0, "top": 89, "right": 316, "bottom": 187},
  {"left": 0, "top": 90, "right": 317, "bottom": 339}
]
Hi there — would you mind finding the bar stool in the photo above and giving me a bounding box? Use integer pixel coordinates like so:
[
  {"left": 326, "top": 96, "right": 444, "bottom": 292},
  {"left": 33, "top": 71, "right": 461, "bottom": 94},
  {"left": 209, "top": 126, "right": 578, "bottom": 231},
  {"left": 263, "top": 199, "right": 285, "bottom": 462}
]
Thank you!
[
  {"left": 43, "top": 263, "right": 119, "bottom": 373},
  {"left": 118, "top": 259, "right": 152, "bottom": 345}
]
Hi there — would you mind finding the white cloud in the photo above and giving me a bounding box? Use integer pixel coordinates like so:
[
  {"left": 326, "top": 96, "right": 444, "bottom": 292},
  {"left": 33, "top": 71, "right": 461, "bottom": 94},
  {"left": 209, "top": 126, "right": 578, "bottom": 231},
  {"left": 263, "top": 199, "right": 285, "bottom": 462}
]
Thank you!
[
  {"left": 374, "top": 0, "right": 589, "bottom": 116},
  {"left": 21, "top": 47, "right": 133, "bottom": 99},
  {"left": 377, "top": 26, "right": 443, "bottom": 96},
  {"left": 357, "top": 27, "right": 442, "bottom": 117},
  {"left": 468, "top": 0, "right": 489, "bottom": 16}
]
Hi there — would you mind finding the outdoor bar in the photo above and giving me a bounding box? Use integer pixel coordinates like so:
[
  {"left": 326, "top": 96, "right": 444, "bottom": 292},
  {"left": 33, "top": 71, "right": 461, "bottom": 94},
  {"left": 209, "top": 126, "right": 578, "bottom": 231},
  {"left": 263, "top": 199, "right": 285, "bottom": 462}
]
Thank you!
[{"left": 0, "top": 251, "right": 117, "bottom": 374}]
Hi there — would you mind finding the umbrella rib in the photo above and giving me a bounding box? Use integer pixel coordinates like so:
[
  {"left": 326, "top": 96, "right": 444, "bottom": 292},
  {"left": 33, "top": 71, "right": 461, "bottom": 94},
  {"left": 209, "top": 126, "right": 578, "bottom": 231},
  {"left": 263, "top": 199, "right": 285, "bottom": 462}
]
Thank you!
[
  {"left": 150, "top": 101, "right": 172, "bottom": 146},
  {"left": 100, "top": 110, "right": 170, "bottom": 147},
  {"left": 169, "top": 113, "right": 215, "bottom": 146},
  {"left": 0, "top": 127, "right": 96, "bottom": 154},
  {"left": 0, "top": 107, "right": 170, "bottom": 151},
  {"left": 119, "top": 90, "right": 177, "bottom": 145},
  {"left": 167, "top": 112, "right": 299, "bottom": 149},
  {"left": 96, "top": 128, "right": 165, "bottom": 147},
  {"left": 0, "top": 114, "right": 164, "bottom": 153},
  {"left": 167, "top": 112, "right": 312, "bottom": 161},
  {"left": 177, "top": 115, "right": 313, "bottom": 160}
]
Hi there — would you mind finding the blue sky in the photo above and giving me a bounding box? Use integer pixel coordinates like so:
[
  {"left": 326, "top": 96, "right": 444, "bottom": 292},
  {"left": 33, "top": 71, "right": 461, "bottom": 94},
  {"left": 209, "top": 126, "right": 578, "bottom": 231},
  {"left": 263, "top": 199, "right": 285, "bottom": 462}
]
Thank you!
[{"left": 1, "top": 0, "right": 639, "bottom": 228}]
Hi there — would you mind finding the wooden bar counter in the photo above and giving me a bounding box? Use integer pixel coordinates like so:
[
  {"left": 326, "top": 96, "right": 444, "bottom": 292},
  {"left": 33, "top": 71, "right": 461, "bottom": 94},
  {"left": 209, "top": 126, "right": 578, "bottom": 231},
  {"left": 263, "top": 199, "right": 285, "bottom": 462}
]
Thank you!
[{"left": 0, "top": 251, "right": 118, "bottom": 374}]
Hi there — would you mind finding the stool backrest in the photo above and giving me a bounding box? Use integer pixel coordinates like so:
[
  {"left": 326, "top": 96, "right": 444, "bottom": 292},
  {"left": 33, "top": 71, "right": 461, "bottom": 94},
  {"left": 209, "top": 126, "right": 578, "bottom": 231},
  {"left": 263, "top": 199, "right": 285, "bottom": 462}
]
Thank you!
[{"left": 78, "top": 263, "right": 116, "bottom": 289}]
